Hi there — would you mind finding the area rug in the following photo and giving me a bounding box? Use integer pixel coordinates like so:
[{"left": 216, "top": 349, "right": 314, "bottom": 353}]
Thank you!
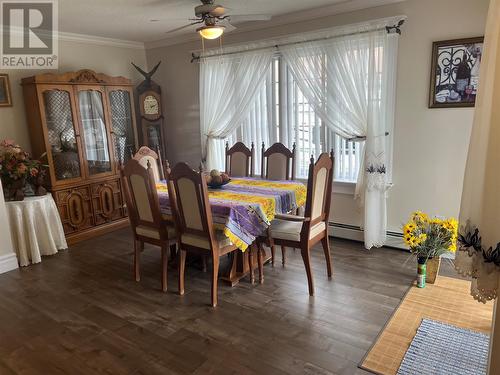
[
  {"left": 397, "top": 318, "right": 489, "bottom": 375},
  {"left": 359, "top": 276, "right": 493, "bottom": 375}
]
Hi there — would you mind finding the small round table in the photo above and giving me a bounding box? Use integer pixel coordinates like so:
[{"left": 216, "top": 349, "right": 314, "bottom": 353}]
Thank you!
[{"left": 5, "top": 194, "right": 67, "bottom": 267}]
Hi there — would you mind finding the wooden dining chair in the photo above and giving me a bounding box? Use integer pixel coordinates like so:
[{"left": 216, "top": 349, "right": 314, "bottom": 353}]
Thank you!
[
  {"left": 225, "top": 142, "right": 254, "bottom": 177},
  {"left": 121, "top": 159, "right": 176, "bottom": 292},
  {"left": 260, "top": 142, "right": 296, "bottom": 266},
  {"left": 167, "top": 162, "right": 262, "bottom": 307},
  {"left": 266, "top": 151, "right": 334, "bottom": 296},
  {"left": 133, "top": 146, "right": 165, "bottom": 182},
  {"left": 261, "top": 142, "right": 296, "bottom": 181}
]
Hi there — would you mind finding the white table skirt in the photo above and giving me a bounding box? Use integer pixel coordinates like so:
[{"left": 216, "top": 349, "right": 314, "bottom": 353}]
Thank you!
[{"left": 5, "top": 194, "right": 67, "bottom": 267}]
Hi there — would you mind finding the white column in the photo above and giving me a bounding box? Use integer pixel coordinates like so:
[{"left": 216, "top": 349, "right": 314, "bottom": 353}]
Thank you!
[{"left": 0, "top": 181, "right": 19, "bottom": 274}]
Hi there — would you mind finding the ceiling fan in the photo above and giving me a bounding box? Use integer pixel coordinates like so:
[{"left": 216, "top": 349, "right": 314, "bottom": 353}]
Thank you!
[{"left": 166, "top": 0, "right": 272, "bottom": 40}]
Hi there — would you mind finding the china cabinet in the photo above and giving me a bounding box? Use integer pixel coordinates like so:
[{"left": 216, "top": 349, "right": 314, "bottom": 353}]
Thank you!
[{"left": 22, "top": 70, "right": 138, "bottom": 244}]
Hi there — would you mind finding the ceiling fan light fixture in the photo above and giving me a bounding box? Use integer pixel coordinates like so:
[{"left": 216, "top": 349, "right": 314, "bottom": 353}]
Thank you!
[{"left": 197, "top": 25, "right": 225, "bottom": 40}]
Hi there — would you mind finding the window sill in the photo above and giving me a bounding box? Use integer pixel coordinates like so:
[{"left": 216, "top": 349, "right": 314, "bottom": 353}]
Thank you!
[
  {"left": 333, "top": 180, "right": 356, "bottom": 195},
  {"left": 296, "top": 178, "right": 356, "bottom": 195}
]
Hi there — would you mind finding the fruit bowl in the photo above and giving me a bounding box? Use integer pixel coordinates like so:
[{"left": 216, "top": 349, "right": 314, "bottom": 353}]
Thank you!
[
  {"left": 207, "top": 179, "right": 231, "bottom": 189},
  {"left": 205, "top": 169, "right": 231, "bottom": 189}
]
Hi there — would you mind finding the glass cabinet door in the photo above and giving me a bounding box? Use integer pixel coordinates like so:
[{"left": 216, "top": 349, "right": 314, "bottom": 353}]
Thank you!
[
  {"left": 77, "top": 89, "right": 112, "bottom": 176},
  {"left": 42, "top": 89, "right": 82, "bottom": 181},
  {"left": 108, "top": 89, "right": 135, "bottom": 164}
]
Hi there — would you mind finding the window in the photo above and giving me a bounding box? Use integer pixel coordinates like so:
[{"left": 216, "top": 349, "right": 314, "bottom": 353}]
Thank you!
[{"left": 223, "top": 57, "right": 364, "bottom": 182}]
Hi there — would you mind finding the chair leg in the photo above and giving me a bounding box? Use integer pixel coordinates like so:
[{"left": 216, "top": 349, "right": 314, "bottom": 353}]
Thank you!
[
  {"left": 161, "top": 245, "right": 168, "bottom": 292},
  {"left": 300, "top": 247, "right": 314, "bottom": 296},
  {"left": 270, "top": 244, "right": 276, "bottom": 266},
  {"left": 134, "top": 240, "right": 141, "bottom": 282},
  {"left": 282, "top": 246, "right": 287, "bottom": 266},
  {"left": 257, "top": 243, "right": 264, "bottom": 284},
  {"left": 248, "top": 246, "right": 255, "bottom": 284},
  {"left": 321, "top": 236, "right": 333, "bottom": 278},
  {"left": 178, "top": 249, "right": 186, "bottom": 295},
  {"left": 211, "top": 255, "right": 220, "bottom": 307}
]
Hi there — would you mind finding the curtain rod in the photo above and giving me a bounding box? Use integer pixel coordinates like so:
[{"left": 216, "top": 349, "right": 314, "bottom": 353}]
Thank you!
[{"left": 191, "top": 19, "right": 404, "bottom": 63}]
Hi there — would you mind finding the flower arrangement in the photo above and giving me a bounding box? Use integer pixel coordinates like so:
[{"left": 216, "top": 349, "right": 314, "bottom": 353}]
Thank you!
[
  {"left": 403, "top": 211, "right": 459, "bottom": 260},
  {"left": 0, "top": 139, "right": 46, "bottom": 200}
]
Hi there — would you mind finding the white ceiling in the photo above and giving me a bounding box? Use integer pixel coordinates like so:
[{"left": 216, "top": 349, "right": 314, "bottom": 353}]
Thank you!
[{"left": 59, "top": 0, "right": 405, "bottom": 44}]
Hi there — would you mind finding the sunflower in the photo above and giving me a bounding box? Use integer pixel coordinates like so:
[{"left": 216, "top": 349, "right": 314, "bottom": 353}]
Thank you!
[
  {"left": 412, "top": 211, "right": 429, "bottom": 222},
  {"left": 403, "top": 233, "right": 413, "bottom": 246},
  {"left": 403, "top": 222, "right": 416, "bottom": 235},
  {"left": 448, "top": 242, "right": 457, "bottom": 252}
]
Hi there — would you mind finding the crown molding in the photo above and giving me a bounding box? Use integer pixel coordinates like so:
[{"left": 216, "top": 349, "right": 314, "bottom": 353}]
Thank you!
[
  {"left": 59, "top": 31, "right": 145, "bottom": 49},
  {"left": 145, "top": 0, "right": 406, "bottom": 50},
  {"left": 4, "top": 26, "right": 145, "bottom": 49}
]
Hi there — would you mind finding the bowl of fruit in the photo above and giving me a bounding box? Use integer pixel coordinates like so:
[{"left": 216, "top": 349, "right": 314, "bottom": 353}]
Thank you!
[{"left": 206, "top": 169, "right": 231, "bottom": 189}]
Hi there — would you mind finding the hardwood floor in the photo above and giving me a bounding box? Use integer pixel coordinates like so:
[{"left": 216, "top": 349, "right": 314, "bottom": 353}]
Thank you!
[{"left": 0, "top": 228, "right": 456, "bottom": 374}]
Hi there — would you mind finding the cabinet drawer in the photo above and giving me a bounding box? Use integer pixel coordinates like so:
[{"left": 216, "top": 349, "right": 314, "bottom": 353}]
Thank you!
[
  {"left": 54, "top": 186, "right": 94, "bottom": 234},
  {"left": 90, "top": 179, "right": 125, "bottom": 225}
]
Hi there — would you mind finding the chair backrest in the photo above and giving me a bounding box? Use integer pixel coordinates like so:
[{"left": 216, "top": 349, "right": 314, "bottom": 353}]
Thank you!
[
  {"left": 121, "top": 159, "right": 168, "bottom": 241},
  {"left": 261, "top": 142, "right": 296, "bottom": 181},
  {"left": 167, "top": 162, "right": 217, "bottom": 251},
  {"left": 225, "top": 142, "right": 254, "bottom": 177},
  {"left": 304, "top": 151, "right": 335, "bottom": 226},
  {"left": 133, "top": 146, "right": 165, "bottom": 182}
]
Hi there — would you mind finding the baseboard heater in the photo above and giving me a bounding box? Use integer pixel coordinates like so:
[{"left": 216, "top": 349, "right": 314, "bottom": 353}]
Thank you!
[{"left": 328, "top": 222, "right": 406, "bottom": 250}]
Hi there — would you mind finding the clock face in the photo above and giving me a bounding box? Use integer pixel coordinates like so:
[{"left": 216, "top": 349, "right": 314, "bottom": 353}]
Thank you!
[{"left": 143, "top": 95, "right": 159, "bottom": 115}]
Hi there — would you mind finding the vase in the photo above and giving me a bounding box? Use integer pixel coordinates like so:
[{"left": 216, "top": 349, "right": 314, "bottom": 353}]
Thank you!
[
  {"left": 23, "top": 182, "right": 35, "bottom": 197},
  {"left": 3, "top": 177, "right": 25, "bottom": 201},
  {"left": 417, "top": 256, "right": 426, "bottom": 288},
  {"left": 426, "top": 257, "right": 441, "bottom": 284}
]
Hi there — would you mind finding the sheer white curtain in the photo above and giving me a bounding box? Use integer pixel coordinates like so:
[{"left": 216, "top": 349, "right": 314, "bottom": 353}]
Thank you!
[
  {"left": 200, "top": 49, "right": 274, "bottom": 170},
  {"left": 455, "top": 0, "right": 500, "bottom": 304},
  {"left": 280, "top": 29, "right": 399, "bottom": 249},
  {"left": 225, "top": 74, "right": 275, "bottom": 174}
]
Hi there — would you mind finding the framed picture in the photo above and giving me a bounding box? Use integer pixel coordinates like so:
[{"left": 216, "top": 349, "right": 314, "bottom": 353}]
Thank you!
[
  {"left": 429, "top": 37, "right": 484, "bottom": 108},
  {"left": 0, "top": 74, "right": 12, "bottom": 107}
]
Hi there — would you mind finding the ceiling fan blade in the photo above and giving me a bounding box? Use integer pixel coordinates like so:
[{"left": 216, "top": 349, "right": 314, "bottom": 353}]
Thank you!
[
  {"left": 210, "top": 6, "right": 226, "bottom": 17},
  {"left": 165, "top": 21, "right": 203, "bottom": 34},
  {"left": 228, "top": 14, "right": 272, "bottom": 22},
  {"left": 195, "top": 4, "right": 226, "bottom": 17},
  {"left": 220, "top": 20, "right": 237, "bottom": 33}
]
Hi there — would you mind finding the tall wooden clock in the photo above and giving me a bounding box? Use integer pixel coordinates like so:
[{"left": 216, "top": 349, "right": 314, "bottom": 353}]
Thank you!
[{"left": 132, "top": 61, "right": 165, "bottom": 156}]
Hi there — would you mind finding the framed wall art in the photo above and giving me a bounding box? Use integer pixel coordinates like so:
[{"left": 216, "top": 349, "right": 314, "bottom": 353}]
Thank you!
[
  {"left": 0, "top": 74, "right": 12, "bottom": 107},
  {"left": 429, "top": 37, "right": 484, "bottom": 108}
]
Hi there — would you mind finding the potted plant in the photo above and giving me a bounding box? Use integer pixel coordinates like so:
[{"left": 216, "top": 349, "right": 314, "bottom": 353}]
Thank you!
[
  {"left": 0, "top": 139, "right": 47, "bottom": 201},
  {"left": 402, "top": 211, "right": 458, "bottom": 287}
]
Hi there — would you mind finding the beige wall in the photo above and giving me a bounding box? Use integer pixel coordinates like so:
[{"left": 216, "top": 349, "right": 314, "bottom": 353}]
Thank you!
[
  {"left": 146, "top": 0, "right": 489, "bottom": 234},
  {"left": 0, "top": 39, "right": 147, "bottom": 153}
]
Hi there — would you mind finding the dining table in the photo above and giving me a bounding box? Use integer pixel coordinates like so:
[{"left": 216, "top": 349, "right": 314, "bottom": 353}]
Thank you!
[{"left": 156, "top": 177, "right": 307, "bottom": 285}]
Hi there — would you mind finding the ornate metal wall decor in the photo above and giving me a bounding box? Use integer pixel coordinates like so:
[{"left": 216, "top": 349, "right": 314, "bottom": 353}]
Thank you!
[{"left": 429, "top": 37, "right": 484, "bottom": 108}]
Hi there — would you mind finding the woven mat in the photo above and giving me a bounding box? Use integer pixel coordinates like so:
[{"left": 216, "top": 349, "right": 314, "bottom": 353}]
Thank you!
[
  {"left": 397, "top": 319, "right": 489, "bottom": 375},
  {"left": 360, "top": 276, "right": 493, "bottom": 375}
]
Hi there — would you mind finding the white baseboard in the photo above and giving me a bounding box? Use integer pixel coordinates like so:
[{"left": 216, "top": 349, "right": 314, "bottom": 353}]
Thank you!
[
  {"left": 329, "top": 222, "right": 364, "bottom": 241},
  {"left": 329, "top": 222, "right": 406, "bottom": 250},
  {"left": 0, "top": 253, "right": 18, "bottom": 274}
]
